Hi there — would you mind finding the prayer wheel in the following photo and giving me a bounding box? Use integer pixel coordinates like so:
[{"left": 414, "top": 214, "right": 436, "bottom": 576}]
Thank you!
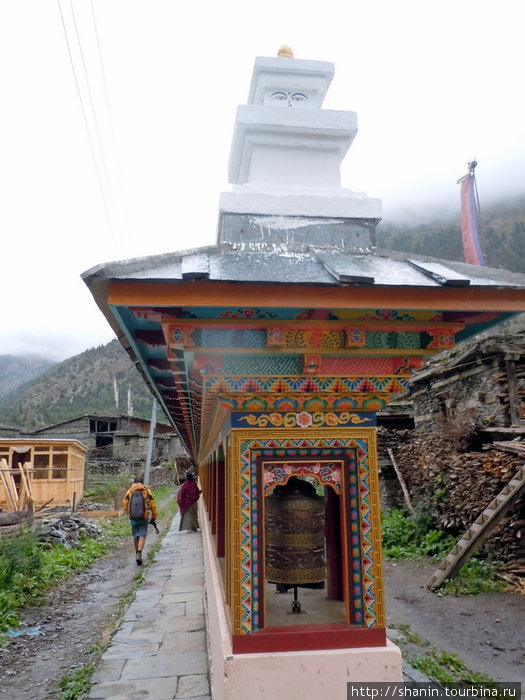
[{"left": 265, "top": 477, "right": 326, "bottom": 587}]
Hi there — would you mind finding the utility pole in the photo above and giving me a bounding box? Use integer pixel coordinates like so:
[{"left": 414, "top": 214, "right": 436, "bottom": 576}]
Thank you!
[{"left": 144, "top": 398, "right": 157, "bottom": 485}]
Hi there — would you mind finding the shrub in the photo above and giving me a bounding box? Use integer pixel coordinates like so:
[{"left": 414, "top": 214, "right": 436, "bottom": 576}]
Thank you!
[{"left": 0, "top": 530, "right": 43, "bottom": 587}]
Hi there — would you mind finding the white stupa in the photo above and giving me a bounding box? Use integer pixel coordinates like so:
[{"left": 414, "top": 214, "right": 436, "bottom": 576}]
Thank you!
[{"left": 218, "top": 46, "right": 381, "bottom": 250}]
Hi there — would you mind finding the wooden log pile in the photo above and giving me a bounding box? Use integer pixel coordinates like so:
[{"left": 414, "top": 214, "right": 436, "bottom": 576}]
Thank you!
[{"left": 378, "top": 428, "right": 525, "bottom": 568}]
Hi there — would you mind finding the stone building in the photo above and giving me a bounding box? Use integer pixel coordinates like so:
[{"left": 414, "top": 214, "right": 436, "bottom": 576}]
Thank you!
[
  {"left": 29, "top": 413, "right": 185, "bottom": 467},
  {"left": 0, "top": 423, "right": 21, "bottom": 439},
  {"left": 408, "top": 332, "right": 525, "bottom": 438}
]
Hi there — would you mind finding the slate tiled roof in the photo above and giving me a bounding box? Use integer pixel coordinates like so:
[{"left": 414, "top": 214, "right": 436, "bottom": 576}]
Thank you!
[{"left": 83, "top": 242, "right": 525, "bottom": 289}]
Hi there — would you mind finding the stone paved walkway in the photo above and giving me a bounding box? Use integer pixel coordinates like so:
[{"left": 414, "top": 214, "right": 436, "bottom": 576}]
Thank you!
[{"left": 88, "top": 513, "right": 210, "bottom": 700}]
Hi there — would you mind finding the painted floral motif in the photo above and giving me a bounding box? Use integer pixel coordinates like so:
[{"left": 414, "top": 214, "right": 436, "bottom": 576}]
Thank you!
[
  {"left": 296, "top": 411, "right": 313, "bottom": 427},
  {"left": 237, "top": 411, "right": 372, "bottom": 428},
  {"left": 345, "top": 327, "right": 366, "bottom": 347},
  {"left": 359, "top": 309, "right": 419, "bottom": 321},
  {"left": 428, "top": 329, "right": 455, "bottom": 348},
  {"left": 267, "top": 327, "right": 285, "bottom": 345},
  {"left": 217, "top": 307, "right": 279, "bottom": 319}
]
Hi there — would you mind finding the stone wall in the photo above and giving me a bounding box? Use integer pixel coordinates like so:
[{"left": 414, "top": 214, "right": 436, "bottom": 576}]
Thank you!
[{"left": 409, "top": 334, "right": 524, "bottom": 434}]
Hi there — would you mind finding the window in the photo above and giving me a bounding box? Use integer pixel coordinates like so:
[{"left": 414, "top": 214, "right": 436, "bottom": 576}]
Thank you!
[
  {"left": 34, "top": 453, "right": 50, "bottom": 479},
  {"left": 52, "top": 453, "right": 67, "bottom": 479}
]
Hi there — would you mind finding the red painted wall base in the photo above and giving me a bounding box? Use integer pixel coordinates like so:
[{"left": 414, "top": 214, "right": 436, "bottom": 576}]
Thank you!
[{"left": 232, "top": 624, "right": 386, "bottom": 654}]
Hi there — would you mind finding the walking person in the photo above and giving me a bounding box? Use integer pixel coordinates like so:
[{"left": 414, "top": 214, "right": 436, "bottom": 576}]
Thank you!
[
  {"left": 177, "top": 472, "right": 201, "bottom": 532},
  {"left": 122, "top": 475, "right": 158, "bottom": 565}
]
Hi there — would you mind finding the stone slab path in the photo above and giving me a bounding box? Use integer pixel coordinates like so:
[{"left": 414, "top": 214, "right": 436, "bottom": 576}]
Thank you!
[{"left": 88, "top": 513, "right": 210, "bottom": 700}]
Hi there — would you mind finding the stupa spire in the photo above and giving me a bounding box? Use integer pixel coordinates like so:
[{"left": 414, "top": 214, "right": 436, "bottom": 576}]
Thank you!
[{"left": 277, "top": 45, "right": 294, "bottom": 58}]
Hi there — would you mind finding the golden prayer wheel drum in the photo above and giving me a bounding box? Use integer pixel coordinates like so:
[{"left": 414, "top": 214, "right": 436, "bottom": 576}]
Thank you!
[{"left": 265, "top": 480, "right": 326, "bottom": 586}]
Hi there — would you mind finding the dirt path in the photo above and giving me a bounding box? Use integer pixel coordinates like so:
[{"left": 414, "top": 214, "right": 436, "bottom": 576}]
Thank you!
[
  {"left": 384, "top": 558, "right": 525, "bottom": 684},
  {"left": 0, "top": 501, "right": 174, "bottom": 699}
]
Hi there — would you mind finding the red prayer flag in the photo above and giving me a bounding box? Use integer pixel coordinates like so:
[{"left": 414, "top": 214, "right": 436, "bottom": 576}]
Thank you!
[{"left": 459, "top": 172, "right": 485, "bottom": 266}]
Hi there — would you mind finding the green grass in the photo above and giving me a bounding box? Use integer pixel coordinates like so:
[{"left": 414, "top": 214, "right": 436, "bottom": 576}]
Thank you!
[
  {"left": 84, "top": 477, "right": 176, "bottom": 506},
  {"left": 390, "top": 624, "right": 503, "bottom": 689},
  {"left": 438, "top": 557, "right": 506, "bottom": 596},
  {"left": 83, "top": 474, "right": 131, "bottom": 503},
  {"left": 58, "top": 663, "right": 95, "bottom": 700},
  {"left": 410, "top": 649, "right": 503, "bottom": 687},
  {"left": 0, "top": 517, "right": 130, "bottom": 638},
  {"left": 0, "top": 484, "right": 177, "bottom": 698},
  {"left": 381, "top": 508, "right": 505, "bottom": 594},
  {"left": 381, "top": 507, "right": 456, "bottom": 560}
]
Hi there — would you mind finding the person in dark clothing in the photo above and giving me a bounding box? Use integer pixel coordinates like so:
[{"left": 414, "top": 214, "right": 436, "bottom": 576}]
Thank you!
[{"left": 177, "top": 472, "right": 201, "bottom": 532}]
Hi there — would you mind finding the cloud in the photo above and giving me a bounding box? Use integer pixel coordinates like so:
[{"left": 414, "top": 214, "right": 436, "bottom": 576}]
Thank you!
[{"left": 0, "top": 327, "right": 114, "bottom": 363}]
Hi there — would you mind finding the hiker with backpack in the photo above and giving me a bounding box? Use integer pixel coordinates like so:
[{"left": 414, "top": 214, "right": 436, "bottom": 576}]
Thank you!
[{"left": 122, "top": 475, "right": 158, "bottom": 565}]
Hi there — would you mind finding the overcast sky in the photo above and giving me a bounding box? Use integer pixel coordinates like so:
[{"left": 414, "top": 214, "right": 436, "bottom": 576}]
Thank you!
[{"left": 1, "top": 0, "right": 524, "bottom": 362}]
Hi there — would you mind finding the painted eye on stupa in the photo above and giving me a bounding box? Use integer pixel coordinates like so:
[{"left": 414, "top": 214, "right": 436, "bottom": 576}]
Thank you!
[
  {"left": 270, "top": 91, "right": 288, "bottom": 102},
  {"left": 290, "top": 92, "right": 308, "bottom": 103}
]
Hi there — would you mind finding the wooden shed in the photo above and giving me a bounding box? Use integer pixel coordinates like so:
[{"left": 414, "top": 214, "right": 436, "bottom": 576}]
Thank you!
[{"left": 0, "top": 439, "right": 87, "bottom": 512}]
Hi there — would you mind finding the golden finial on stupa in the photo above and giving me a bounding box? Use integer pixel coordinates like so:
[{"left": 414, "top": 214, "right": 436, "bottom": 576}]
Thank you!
[{"left": 277, "top": 45, "right": 294, "bottom": 58}]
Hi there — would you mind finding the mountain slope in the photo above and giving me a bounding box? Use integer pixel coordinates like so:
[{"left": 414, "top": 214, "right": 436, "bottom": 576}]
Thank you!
[
  {"left": 0, "top": 355, "right": 55, "bottom": 398},
  {"left": 0, "top": 340, "right": 155, "bottom": 430},
  {"left": 378, "top": 193, "right": 525, "bottom": 273}
]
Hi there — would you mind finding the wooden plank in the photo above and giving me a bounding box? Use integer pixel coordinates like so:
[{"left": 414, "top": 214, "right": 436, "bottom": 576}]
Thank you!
[
  {"left": 23, "top": 462, "right": 33, "bottom": 499},
  {"left": 505, "top": 359, "right": 521, "bottom": 427},
  {"left": 35, "top": 497, "right": 55, "bottom": 512},
  {"left": 80, "top": 510, "right": 121, "bottom": 518},
  {"left": 387, "top": 447, "right": 416, "bottom": 516},
  {"left": 0, "top": 459, "right": 19, "bottom": 511},
  {"left": 18, "top": 487, "right": 27, "bottom": 511},
  {"left": 18, "top": 462, "right": 32, "bottom": 503}
]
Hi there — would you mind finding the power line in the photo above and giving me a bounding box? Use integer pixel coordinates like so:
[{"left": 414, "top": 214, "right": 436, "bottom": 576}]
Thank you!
[
  {"left": 90, "top": 0, "right": 129, "bottom": 250},
  {"left": 57, "top": 0, "right": 119, "bottom": 235},
  {"left": 68, "top": 0, "right": 118, "bottom": 226},
  {"left": 90, "top": 0, "right": 113, "bottom": 123}
]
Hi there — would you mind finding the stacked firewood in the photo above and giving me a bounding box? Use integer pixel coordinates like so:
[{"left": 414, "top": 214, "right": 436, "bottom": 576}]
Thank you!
[{"left": 377, "top": 428, "right": 524, "bottom": 567}]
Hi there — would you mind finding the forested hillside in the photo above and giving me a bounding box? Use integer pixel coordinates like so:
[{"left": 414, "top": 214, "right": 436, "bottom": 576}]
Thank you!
[
  {"left": 378, "top": 194, "right": 525, "bottom": 273},
  {"left": 0, "top": 355, "right": 55, "bottom": 397},
  {"left": 0, "top": 340, "right": 154, "bottom": 430}
]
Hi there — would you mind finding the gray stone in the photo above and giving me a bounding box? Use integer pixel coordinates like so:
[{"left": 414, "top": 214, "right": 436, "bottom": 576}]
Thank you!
[
  {"left": 124, "top": 651, "right": 207, "bottom": 680},
  {"left": 90, "top": 658, "right": 126, "bottom": 683},
  {"left": 158, "top": 630, "right": 206, "bottom": 655},
  {"left": 175, "top": 674, "right": 210, "bottom": 698},
  {"left": 88, "top": 682, "right": 147, "bottom": 699}
]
